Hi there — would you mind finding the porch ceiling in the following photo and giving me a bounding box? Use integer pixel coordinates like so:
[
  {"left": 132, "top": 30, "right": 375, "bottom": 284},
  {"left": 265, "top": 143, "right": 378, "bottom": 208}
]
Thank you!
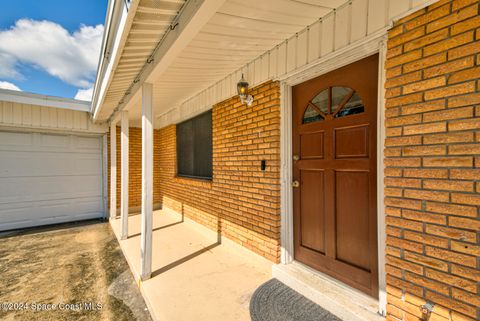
[
  {"left": 99, "top": 0, "right": 348, "bottom": 127},
  {"left": 98, "top": 0, "right": 187, "bottom": 122}
]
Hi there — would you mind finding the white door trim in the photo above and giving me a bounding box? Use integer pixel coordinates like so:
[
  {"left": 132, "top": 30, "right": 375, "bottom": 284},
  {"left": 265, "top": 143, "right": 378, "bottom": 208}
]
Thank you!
[{"left": 279, "top": 32, "right": 387, "bottom": 315}]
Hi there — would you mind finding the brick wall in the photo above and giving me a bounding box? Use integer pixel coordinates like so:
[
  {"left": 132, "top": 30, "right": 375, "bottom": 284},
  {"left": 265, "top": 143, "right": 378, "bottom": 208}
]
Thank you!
[
  {"left": 158, "top": 81, "right": 281, "bottom": 262},
  {"left": 384, "top": 1, "right": 480, "bottom": 320},
  {"left": 108, "top": 81, "right": 281, "bottom": 262},
  {"left": 107, "top": 126, "right": 162, "bottom": 210}
]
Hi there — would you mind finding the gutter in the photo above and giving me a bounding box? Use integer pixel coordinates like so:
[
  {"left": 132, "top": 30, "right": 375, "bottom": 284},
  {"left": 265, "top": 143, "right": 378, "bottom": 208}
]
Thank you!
[{"left": 90, "top": 0, "right": 133, "bottom": 119}]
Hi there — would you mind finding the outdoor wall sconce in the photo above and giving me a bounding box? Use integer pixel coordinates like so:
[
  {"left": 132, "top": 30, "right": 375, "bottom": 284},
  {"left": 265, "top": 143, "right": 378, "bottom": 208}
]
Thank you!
[{"left": 237, "top": 74, "right": 254, "bottom": 106}]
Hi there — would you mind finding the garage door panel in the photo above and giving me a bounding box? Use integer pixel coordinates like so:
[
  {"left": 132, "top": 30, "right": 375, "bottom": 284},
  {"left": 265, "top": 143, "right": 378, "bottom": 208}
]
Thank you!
[
  {"left": 0, "top": 175, "right": 102, "bottom": 203},
  {"left": 75, "top": 136, "right": 102, "bottom": 150},
  {"left": 0, "top": 132, "right": 104, "bottom": 231},
  {"left": 0, "top": 152, "right": 101, "bottom": 177},
  {"left": 0, "top": 131, "right": 33, "bottom": 146},
  {"left": 41, "top": 134, "right": 70, "bottom": 148}
]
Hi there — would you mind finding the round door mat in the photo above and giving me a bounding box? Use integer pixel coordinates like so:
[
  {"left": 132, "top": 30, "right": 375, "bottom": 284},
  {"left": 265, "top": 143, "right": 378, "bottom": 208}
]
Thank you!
[{"left": 250, "top": 279, "right": 342, "bottom": 321}]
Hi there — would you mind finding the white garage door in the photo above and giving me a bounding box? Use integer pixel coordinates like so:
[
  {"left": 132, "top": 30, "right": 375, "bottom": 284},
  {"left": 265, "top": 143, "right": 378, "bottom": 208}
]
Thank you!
[{"left": 0, "top": 131, "right": 104, "bottom": 231}]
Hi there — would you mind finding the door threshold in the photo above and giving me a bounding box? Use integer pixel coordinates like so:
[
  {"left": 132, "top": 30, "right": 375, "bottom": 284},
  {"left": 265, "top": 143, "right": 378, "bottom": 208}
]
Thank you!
[{"left": 272, "top": 262, "right": 385, "bottom": 321}]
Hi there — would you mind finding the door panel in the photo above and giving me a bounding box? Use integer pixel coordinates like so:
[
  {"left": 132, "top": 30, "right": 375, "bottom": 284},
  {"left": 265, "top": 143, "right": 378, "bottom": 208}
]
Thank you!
[
  {"left": 292, "top": 54, "right": 379, "bottom": 297},
  {"left": 335, "top": 125, "right": 369, "bottom": 159},
  {"left": 300, "top": 132, "right": 324, "bottom": 159},
  {"left": 300, "top": 170, "right": 326, "bottom": 254},
  {"left": 335, "top": 170, "right": 370, "bottom": 271}
]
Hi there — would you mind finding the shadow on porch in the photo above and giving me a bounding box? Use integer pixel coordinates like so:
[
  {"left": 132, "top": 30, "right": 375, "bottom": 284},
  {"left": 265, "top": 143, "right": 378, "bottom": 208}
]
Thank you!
[{"left": 110, "top": 208, "right": 272, "bottom": 321}]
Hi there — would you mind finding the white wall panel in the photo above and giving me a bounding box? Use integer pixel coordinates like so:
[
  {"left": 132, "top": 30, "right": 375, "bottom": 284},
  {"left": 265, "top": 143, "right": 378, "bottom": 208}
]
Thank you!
[
  {"left": 389, "top": 0, "right": 411, "bottom": 20},
  {"left": 321, "top": 14, "right": 335, "bottom": 56},
  {"left": 0, "top": 101, "right": 107, "bottom": 133},
  {"left": 351, "top": 0, "right": 368, "bottom": 42}
]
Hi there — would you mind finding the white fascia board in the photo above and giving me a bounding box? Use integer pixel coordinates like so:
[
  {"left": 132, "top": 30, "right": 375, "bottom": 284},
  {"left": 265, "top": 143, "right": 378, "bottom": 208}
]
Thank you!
[
  {"left": 90, "top": 0, "right": 116, "bottom": 113},
  {"left": 107, "top": 0, "right": 227, "bottom": 124},
  {"left": 0, "top": 89, "right": 91, "bottom": 112},
  {"left": 92, "top": 0, "right": 139, "bottom": 121}
]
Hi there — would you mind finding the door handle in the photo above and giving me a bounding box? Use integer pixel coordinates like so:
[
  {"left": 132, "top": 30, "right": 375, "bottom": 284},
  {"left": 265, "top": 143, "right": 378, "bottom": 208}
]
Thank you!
[
  {"left": 292, "top": 180, "right": 300, "bottom": 188},
  {"left": 293, "top": 155, "right": 300, "bottom": 161}
]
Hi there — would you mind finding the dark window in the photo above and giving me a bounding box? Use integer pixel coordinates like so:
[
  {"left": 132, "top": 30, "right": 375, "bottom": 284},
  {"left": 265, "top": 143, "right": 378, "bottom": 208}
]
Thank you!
[{"left": 176, "top": 110, "right": 212, "bottom": 180}]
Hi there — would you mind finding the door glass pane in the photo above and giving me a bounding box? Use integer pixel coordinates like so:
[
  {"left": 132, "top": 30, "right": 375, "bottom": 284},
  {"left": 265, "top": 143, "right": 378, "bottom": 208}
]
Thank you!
[
  {"left": 335, "top": 92, "right": 365, "bottom": 118},
  {"left": 331, "top": 86, "right": 352, "bottom": 113},
  {"left": 303, "top": 105, "right": 324, "bottom": 124},
  {"left": 311, "top": 89, "right": 328, "bottom": 114}
]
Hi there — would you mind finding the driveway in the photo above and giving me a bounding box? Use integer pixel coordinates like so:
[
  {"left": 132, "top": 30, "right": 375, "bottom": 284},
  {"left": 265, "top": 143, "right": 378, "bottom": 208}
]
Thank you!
[{"left": 0, "top": 221, "right": 152, "bottom": 321}]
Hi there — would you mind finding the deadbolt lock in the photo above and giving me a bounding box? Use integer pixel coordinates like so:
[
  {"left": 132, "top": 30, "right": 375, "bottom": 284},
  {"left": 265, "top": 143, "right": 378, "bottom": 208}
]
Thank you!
[
  {"left": 293, "top": 155, "right": 300, "bottom": 161},
  {"left": 292, "top": 180, "right": 300, "bottom": 188}
]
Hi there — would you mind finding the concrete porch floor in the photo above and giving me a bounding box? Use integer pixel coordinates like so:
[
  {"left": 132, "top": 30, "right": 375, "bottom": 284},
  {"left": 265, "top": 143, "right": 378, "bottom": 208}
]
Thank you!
[{"left": 110, "top": 209, "right": 273, "bottom": 321}]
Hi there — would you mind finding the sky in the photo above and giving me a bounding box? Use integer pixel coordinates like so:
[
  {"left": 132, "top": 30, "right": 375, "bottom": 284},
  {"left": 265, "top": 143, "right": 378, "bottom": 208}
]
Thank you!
[{"left": 0, "top": 0, "right": 108, "bottom": 101}]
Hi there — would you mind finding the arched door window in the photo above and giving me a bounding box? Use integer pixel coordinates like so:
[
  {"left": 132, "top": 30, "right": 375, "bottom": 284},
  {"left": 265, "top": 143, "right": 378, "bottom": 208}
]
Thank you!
[{"left": 302, "top": 86, "right": 365, "bottom": 124}]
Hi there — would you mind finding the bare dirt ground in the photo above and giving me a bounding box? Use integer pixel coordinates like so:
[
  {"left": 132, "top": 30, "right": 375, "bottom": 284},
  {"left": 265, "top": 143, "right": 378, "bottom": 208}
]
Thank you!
[{"left": 0, "top": 221, "right": 152, "bottom": 321}]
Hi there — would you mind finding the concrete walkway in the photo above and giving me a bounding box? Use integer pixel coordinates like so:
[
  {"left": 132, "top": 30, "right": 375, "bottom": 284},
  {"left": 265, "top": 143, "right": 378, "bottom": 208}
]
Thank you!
[
  {"left": 0, "top": 221, "right": 152, "bottom": 321},
  {"left": 110, "top": 209, "right": 273, "bottom": 321}
]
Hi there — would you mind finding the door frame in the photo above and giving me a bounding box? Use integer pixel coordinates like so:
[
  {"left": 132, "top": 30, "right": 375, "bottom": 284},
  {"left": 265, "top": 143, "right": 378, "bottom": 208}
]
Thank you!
[{"left": 278, "top": 34, "right": 387, "bottom": 315}]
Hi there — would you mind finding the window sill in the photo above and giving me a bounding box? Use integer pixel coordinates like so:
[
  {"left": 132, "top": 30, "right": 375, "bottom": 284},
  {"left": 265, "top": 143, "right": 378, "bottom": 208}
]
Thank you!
[{"left": 174, "top": 175, "right": 213, "bottom": 188}]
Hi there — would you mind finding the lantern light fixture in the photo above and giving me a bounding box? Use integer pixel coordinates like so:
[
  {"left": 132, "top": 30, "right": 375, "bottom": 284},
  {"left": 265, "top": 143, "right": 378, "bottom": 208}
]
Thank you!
[{"left": 237, "top": 74, "right": 254, "bottom": 106}]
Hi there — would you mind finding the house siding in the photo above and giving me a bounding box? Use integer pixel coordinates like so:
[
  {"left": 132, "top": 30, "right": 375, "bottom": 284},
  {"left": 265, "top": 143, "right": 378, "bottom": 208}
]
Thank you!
[{"left": 384, "top": 1, "right": 480, "bottom": 320}]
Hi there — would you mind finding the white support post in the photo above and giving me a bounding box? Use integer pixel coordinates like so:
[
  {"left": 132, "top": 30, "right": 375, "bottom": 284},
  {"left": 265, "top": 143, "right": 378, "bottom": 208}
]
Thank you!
[
  {"left": 120, "top": 111, "right": 129, "bottom": 240},
  {"left": 140, "top": 83, "right": 153, "bottom": 280},
  {"left": 110, "top": 122, "right": 117, "bottom": 219}
]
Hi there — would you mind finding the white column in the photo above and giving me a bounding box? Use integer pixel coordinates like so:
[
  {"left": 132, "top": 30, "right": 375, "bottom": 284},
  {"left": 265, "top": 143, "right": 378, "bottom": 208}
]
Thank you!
[
  {"left": 140, "top": 83, "right": 153, "bottom": 280},
  {"left": 110, "top": 122, "right": 117, "bottom": 219},
  {"left": 120, "top": 111, "right": 129, "bottom": 240}
]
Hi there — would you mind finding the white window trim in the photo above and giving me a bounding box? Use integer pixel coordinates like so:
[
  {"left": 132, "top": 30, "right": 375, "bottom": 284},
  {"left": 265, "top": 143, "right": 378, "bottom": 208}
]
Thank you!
[{"left": 279, "top": 33, "right": 388, "bottom": 315}]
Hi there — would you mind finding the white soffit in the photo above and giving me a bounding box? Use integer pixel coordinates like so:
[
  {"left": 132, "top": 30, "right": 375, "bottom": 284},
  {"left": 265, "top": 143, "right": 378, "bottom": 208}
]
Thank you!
[
  {"left": 97, "top": 0, "right": 187, "bottom": 121},
  {"left": 119, "top": 0, "right": 344, "bottom": 125}
]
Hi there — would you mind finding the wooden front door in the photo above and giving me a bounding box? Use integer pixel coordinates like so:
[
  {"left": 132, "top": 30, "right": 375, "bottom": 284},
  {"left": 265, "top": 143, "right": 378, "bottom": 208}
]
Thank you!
[{"left": 292, "top": 54, "right": 379, "bottom": 297}]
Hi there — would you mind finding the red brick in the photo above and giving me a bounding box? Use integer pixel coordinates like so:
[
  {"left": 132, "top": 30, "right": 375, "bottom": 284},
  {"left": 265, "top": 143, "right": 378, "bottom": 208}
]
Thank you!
[
  {"left": 402, "top": 145, "right": 446, "bottom": 156},
  {"left": 427, "top": 3, "right": 478, "bottom": 33},
  {"left": 401, "top": 99, "right": 445, "bottom": 115},
  {"left": 423, "top": 132, "right": 474, "bottom": 144},
  {"left": 403, "top": 122, "right": 446, "bottom": 135},
  {"left": 403, "top": 168, "right": 448, "bottom": 178},
  {"left": 403, "top": 77, "right": 446, "bottom": 94},
  {"left": 426, "top": 246, "right": 476, "bottom": 267},
  {"left": 447, "top": 41, "right": 480, "bottom": 60},
  {"left": 448, "top": 117, "right": 480, "bottom": 131},
  {"left": 424, "top": 31, "right": 474, "bottom": 56},
  {"left": 403, "top": 189, "right": 450, "bottom": 202},
  {"left": 426, "top": 291, "right": 477, "bottom": 318},
  {"left": 450, "top": 168, "right": 480, "bottom": 180},
  {"left": 451, "top": 193, "right": 480, "bottom": 206},
  {"left": 424, "top": 81, "right": 476, "bottom": 100},
  {"left": 425, "top": 268, "right": 477, "bottom": 293},
  {"left": 449, "top": 216, "right": 480, "bottom": 231},
  {"left": 451, "top": 240, "right": 480, "bottom": 256},
  {"left": 451, "top": 264, "right": 480, "bottom": 281},
  {"left": 402, "top": 209, "right": 446, "bottom": 224},
  {"left": 404, "top": 251, "right": 449, "bottom": 271},
  {"left": 404, "top": 231, "right": 449, "bottom": 248},
  {"left": 448, "top": 143, "right": 480, "bottom": 155},
  {"left": 448, "top": 66, "right": 480, "bottom": 84},
  {"left": 424, "top": 56, "right": 474, "bottom": 79},
  {"left": 426, "top": 224, "right": 477, "bottom": 243},
  {"left": 425, "top": 201, "right": 477, "bottom": 217},
  {"left": 423, "top": 179, "right": 474, "bottom": 192},
  {"left": 423, "top": 156, "right": 473, "bottom": 167}
]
